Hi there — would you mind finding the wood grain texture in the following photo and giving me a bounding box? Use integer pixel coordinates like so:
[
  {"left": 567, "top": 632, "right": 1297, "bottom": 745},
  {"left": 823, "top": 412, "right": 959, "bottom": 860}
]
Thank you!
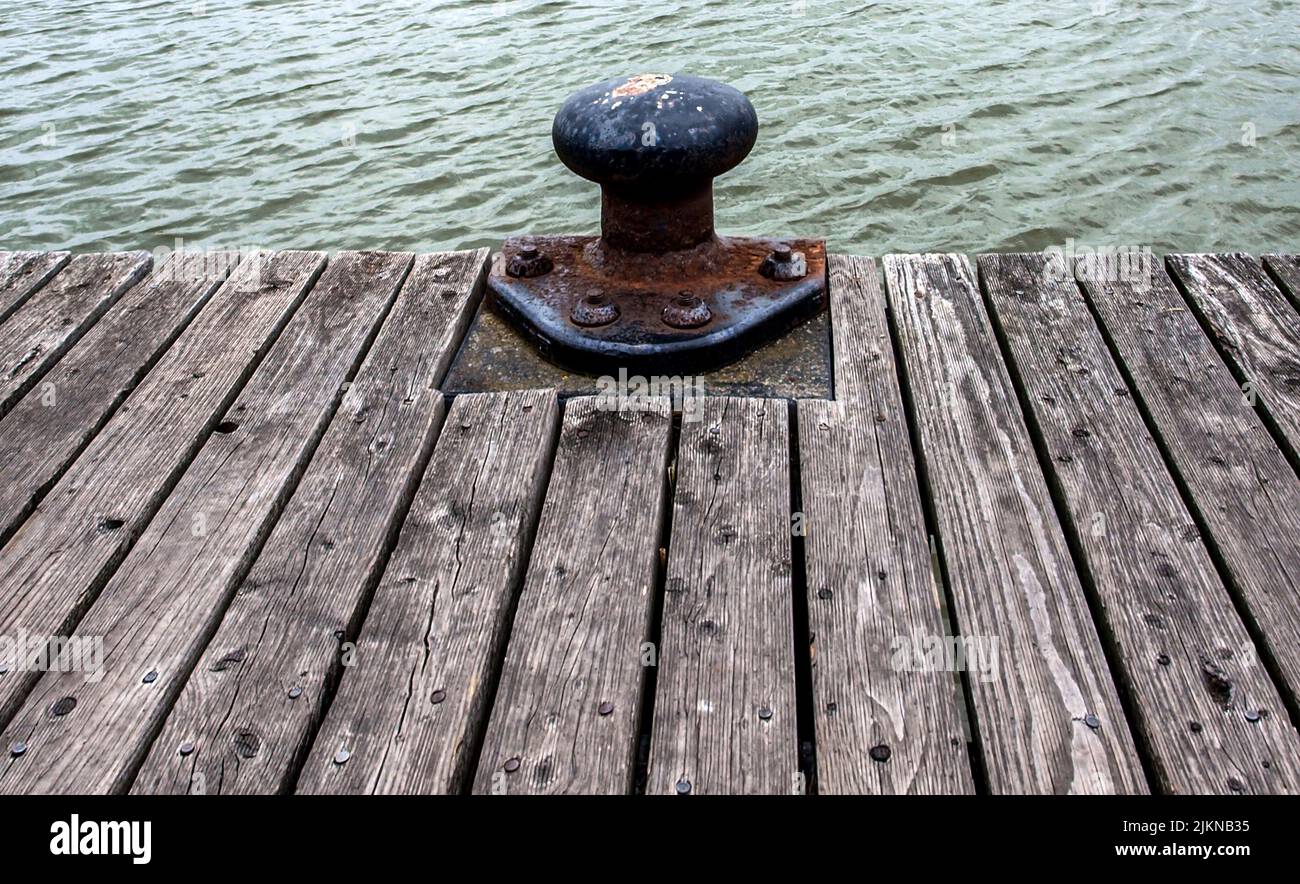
[
  {"left": 0, "top": 251, "right": 325, "bottom": 727},
  {"left": 1081, "top": 259, "right": 1300, "bottom": 718},
  {"left": 0, "top": 251, "right": 412, "bottom": 795},
  {"left": 1262, "top": 254, "right": 1300, "bottom": 311},
  {"left": 0, "top": 250, "right": 232, "bottom": 546},
  {"left": 298, "top": 389, "right": 559, "bottom": 795},
  {"left": 982, "top": 253, "right": 1300, "bottom": 794},
  {"left": 646, "top": 397, "right": 797, "bottom": 795},
  {"left": 799, "top": 255, "right": 974, "bottom": 794},
  {"left": 883, "top": 253, "right": 1145, "bottom": 794},
  {"left": 0, "top": 251, "right": 150, "bottom": 420},
  {"left": 1167, "top": 254, "right": 1300, "bottom": 459},
  {"left": 133, "top": 250, "right": 490, "bottom": 795},
  {"left": 470, "top": 396, "right": 673, "bottom": 794},
  {"left": 0, "top": 251, "right": 69, "bottom": 325}
]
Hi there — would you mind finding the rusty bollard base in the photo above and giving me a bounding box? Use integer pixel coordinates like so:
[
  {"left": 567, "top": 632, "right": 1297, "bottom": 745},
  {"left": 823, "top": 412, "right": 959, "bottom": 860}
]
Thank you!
[{"left": 488, "top": 235, "right": 827, "bottom": 374}]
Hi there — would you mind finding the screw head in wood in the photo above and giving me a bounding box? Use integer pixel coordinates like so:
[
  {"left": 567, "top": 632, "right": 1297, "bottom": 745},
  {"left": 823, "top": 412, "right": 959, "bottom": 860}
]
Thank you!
[
  {"left": 1156, "top": 653, "right": 1171, "bottom": 666},
  {"left": 675, "top": 778, "right": 691, "bottom": 795},
  {"left": 142, "top": 670, "right": 158, "bottom": 684},
  {"left": 598, "top": 701, "right": 614, "bottom": 716},
  {"left": 10, "top": 742, "right": 26, "bottom": 757},
  {"left": 503, "top": 757, "right": 521, "bottom": 773},
  {"left": 334, "top": 748, "right": 351, "bottom": 765},
  {"left": 1245, "top": 710, "right": 1261, "bottom": 722},
  {"left": 431, "top": 690, "right": 446, "bottom": 705},
  {"left": 287, "top": 686, "right": 303, "bottom": 699},
  {"left": 817, "top": 588, "right": 833, "bottom": 600},
  {"left": 179, "top": 742, "right": 195, "bottom": 757},
  {"left": 869, "top": 744, "right": 891, "bottom": 763},
  {"left": 50, "top": 696, "right": 77, "bottom": 717},
  {"left": 1084, "top": 713, "right": 1100, "bottom": 730},
  {"left": 758, "top": 707, "right": 773, "bottom": 721}
]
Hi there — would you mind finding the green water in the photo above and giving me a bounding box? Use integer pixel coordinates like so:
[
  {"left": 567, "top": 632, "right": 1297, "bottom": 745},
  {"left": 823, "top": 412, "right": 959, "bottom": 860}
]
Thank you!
[{"left": 2, "top": 0, "right": 1298, "bottom": 256}]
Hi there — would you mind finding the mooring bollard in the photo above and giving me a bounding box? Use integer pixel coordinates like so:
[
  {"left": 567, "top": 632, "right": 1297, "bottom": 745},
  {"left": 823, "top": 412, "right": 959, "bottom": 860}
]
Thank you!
[{"left": 488, "top": 73, "right": 827, "bottom": 374}]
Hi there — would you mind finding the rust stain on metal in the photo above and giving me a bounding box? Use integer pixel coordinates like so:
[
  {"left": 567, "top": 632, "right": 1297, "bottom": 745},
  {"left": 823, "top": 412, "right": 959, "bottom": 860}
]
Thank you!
[{"left": 611, "top": 73, "right": 673, "bottom": 99}]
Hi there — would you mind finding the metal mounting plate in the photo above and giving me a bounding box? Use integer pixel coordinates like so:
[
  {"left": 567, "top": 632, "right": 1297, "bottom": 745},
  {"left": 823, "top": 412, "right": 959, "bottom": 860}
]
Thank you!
[{"left": 487, "top": 234, "right": 827, "bottom": 374}]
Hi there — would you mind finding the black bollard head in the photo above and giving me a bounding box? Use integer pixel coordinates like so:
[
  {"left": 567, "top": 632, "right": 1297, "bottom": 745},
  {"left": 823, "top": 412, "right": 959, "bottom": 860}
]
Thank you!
[{"left": 552, "top": 73, "right": 758, "bottom": 190}]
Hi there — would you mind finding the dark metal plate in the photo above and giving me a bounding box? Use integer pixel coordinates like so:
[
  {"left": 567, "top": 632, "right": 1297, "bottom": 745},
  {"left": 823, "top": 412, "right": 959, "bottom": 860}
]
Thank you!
[
  {"left": 487, "top": 234, "right": 827, "bottom": 375},
  {"left": 442, "top": 294, "right": 832, "bottom": 401}
]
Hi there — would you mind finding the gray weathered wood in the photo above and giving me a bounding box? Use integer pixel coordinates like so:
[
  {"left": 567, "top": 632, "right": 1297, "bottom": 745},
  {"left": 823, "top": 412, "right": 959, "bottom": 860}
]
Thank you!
[
  {"left": 0, "top": 250, "right": 232, "bottom": 546},
  {"left": 0, "top": 251, "right": 69, "bottom": 325},
  {"left": 883, "top": 253, "right": 1146, "bottom": 794},
  {"left": 1262, "top": 254, "right": 1300, "bottom": 311},
  {"left": 297, "top": 389, "right": 559, "bottom": 795},
  {"left": 646, "top": 397, "right": 797, "bottom": 795},
  {"left": 132, "top": 250, "right": 491, "bottom": 795},
  {"left": 983, "top": 253, "right": 1300, "bottom": 794},
  {"left": 0, "top": 251, "right": 412, "bottom": 794},
  {"left": 1081, "top": 258, "right": 1300, "bottom": 718},
  {"left": 1167, "top": 254, "right": 1300, "bottom": 459},
  {"left": 470, "top": 396, "right": 673, "bottom": 794},
  {"left": 0, "top": 251, "right": 325, "bottom": 727},
  {"left": 798, "top": 255, "right": 974, "bottom": 794},
  {"left": 0, "top": 251, "right": 150, "bottom": 420}
]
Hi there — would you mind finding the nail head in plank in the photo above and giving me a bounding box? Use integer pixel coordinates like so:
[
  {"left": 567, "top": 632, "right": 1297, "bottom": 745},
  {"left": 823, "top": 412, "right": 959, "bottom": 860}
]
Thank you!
[
  {"left": 884, "top": 252, "right": 1145, "bottom": 794},
  {"left": 0, "top": 250, "right": 235, "bottom": 546},
  {"left": 470, "top": 396, "right": 674, "bottom": 794},
  {"left": 0, "top": 251, "right": 151, "bottom": 420},
  {"left": 982, "top": 253, "right": 1300, "bottom": 794},
  {"left": 0, "top": 251, "right": 70, "bottom": 326},
  {"left": 296, "top": 389, "right": 559, "bottom": 795},
  {"left": 646, "top": 397, "right": 797, "bottom": 795},
  {"left": 800, "top": 255, "right": 974, "bottom": 794},
  {"left": 0, "top": 250, "right": 326, "bottom": 728}
]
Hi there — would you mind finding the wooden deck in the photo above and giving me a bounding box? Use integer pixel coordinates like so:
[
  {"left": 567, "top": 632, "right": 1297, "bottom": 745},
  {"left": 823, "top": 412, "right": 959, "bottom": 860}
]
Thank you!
[{"left": 0, "top": 247, "right": 1298, "bottom": 795}]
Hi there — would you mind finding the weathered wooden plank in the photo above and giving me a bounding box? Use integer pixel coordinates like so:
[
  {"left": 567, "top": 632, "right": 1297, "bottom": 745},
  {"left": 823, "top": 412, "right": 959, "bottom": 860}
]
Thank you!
[
  {"left": 469, "top": 396, "right": 673, "bottom": 794},
  {"left": 1081, "top": 259, "right": 1300, "bottom": 719},
  {"left": 0, "top": 251, "right": 325, "bottom": 727},
  {"left": 982, "top": 253, "right": 1300, "bottom": 794},
  {"left": 883, "top": 253, "right": 1145, "bottom": 794},
  {"left": 133, "top": 250, "right": 491, "bottom": 795},
  {"left": 0, "top": 251, "right": 233, "bottom": 546},
  {"left": 645, "top": 397, "right": 796, "bottom": 795},
  {"left": 0, "top": 251, "right": 150, "bottom": 420},
  {"left": 0, "top": 251, "right": 69, "bottom": 325},
  {"left": 1167, "top": 254, "right": 1300, "bottom": 458},
  {"left": 798, "top": 255, "right": 974, "bottom": 794},
  {"left": 297, "top": 389, "right": 559, "bottom": 795},
  {"left": 1262, "top": 254, "right": 1300, "bottom": 311},
  {"left": 0, "top": 251, "right": 412, "bottom": 795}
]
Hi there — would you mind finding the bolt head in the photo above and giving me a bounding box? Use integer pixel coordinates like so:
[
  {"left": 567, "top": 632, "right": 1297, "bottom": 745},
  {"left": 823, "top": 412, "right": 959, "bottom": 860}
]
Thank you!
[
  {"left": 179, "top": 742, "right": 195, "bottom": 757},
  {"left": 571, "top": 293, "right": 620, "bottom": 328},
  {"left": 334, "top": 748, "right": 351, "bottom": 765},
  {"left": 675, "top": 778, "right": 692, "bottom": 795},
  {"left": 503, "top": 757, "right": 521, "bottom": 773},
  {"left": 661, "top": 292, "right": 712, "bottom": 330}
]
